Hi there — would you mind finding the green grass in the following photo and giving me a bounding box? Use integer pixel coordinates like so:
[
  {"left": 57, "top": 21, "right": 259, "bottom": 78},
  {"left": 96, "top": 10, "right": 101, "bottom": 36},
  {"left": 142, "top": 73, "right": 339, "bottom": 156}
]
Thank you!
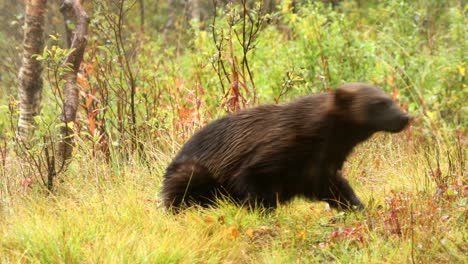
[{"left": 1, "top": 136, "right": 465, "bottom": 263}]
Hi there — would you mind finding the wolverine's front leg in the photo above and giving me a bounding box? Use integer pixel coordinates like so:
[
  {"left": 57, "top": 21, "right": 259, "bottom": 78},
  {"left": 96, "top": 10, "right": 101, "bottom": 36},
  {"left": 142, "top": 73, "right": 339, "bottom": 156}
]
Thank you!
[{"left": 323, "top": 170, "right": 364, "bottom": 210}]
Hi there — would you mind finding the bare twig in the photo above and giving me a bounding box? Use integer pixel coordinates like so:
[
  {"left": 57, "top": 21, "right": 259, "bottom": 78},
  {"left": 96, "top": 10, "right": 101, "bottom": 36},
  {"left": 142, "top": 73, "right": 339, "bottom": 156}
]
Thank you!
[
  {"left": 212, "top": 0, "right": 264, "bottom": 111},
  {"left": 211, "top": 0, "right": 229, "bottom": 95}
]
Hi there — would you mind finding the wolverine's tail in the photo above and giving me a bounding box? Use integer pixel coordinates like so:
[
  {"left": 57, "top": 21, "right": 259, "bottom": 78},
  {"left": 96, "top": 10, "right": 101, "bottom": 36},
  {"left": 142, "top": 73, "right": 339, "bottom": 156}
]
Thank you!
[{"left": 162, "top": 160, "right": 221, "bottom": 210}]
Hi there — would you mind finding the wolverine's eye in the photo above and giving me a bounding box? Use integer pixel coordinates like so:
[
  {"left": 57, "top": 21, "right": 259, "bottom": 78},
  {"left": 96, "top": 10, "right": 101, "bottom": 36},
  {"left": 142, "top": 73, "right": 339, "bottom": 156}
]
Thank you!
[{"left": 371, "top": 99, "right": 389, "bottom": 108}]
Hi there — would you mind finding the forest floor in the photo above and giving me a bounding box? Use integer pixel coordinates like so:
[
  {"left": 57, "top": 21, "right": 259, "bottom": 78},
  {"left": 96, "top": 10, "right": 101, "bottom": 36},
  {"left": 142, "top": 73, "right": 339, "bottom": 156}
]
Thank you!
[{"left": 1, "top": 135, "right": 466, "bottom": 263}]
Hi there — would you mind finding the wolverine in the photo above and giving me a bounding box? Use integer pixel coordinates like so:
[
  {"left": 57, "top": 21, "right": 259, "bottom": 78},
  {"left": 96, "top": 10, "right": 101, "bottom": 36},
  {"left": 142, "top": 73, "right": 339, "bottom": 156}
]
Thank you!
[{"left": 162, "top": 83, "right": 411, "bottom": 210}]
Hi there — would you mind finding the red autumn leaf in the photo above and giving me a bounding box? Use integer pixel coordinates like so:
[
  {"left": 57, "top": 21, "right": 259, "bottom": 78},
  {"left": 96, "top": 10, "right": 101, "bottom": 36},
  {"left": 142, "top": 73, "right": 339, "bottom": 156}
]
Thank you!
[
  {"left": 223, "top": 226, "right": 239, "bottom": 239},
  {"left": 21, "top": 177, "right": 33, "bottom": 188}
]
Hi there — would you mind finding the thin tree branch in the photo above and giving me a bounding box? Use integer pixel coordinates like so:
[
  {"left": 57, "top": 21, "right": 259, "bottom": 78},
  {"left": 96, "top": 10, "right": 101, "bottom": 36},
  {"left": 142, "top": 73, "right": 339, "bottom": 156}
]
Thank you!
[{"left": 58, "top": 0, "right": 90, "bottom": 162}]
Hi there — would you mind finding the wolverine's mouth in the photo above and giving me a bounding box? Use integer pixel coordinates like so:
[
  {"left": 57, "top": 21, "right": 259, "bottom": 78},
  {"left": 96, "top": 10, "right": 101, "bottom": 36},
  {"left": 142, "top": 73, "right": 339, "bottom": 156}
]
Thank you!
[{"left": 388, "top": 114, "right": 411, "bottom": 133}]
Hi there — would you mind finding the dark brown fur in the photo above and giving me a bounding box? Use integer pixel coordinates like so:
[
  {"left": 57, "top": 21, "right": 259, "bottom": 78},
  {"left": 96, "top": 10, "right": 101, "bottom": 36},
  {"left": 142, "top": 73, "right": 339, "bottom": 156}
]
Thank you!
[{"left": 162, "top": 83, "right": 410, "bottom": 210}]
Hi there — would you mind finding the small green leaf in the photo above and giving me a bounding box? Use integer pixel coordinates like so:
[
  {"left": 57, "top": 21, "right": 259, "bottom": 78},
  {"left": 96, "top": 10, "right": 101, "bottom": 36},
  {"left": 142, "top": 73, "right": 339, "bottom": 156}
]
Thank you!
[{"left": 67, "top": 23, "right": 76, "bottom": 30}]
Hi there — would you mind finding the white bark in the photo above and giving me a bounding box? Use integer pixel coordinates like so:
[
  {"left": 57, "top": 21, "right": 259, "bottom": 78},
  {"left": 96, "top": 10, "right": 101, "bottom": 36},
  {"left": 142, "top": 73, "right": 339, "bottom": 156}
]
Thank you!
[{"left": 17, "top": 0, "right": 47, "bottom": 140}]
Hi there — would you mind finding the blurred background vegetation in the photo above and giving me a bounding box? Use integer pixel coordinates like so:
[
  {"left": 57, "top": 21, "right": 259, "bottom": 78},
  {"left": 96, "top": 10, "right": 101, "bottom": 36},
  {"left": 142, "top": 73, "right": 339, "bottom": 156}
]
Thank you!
[{"left": 0, "top": 1, "right": 466, "bottom": 150}]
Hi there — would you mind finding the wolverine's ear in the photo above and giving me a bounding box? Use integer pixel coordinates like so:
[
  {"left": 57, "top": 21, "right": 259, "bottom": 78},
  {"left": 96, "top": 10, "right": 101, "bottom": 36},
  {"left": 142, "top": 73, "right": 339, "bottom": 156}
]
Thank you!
[{"left": 334, "top": 87, "right": 354, "bottom": 108}]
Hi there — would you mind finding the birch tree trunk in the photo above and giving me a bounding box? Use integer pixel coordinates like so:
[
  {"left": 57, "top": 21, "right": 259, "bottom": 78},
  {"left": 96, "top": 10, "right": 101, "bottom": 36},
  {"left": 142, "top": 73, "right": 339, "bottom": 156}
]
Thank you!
[
  {"left": 58, "top": 0, "right": 89, "bottom": 162},
  {"left": 189, "top": 0, "right": 204, "bottom": 22},
  {"left": 17, "top": 0, "right": 47, "bottom": 140}
]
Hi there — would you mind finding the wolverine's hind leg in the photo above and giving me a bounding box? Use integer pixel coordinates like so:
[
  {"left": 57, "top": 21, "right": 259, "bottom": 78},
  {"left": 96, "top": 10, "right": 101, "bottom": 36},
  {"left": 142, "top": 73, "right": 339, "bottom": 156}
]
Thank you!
[{"left": 162, "top": 161, "right": 219, "bottom": 209}]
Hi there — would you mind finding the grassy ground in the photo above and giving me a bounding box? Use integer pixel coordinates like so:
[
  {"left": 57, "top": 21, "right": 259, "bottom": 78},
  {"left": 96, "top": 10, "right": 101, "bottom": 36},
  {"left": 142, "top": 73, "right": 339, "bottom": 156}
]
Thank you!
[{"left": 1, "top": 134, "right": 465, "bottom": 263}]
